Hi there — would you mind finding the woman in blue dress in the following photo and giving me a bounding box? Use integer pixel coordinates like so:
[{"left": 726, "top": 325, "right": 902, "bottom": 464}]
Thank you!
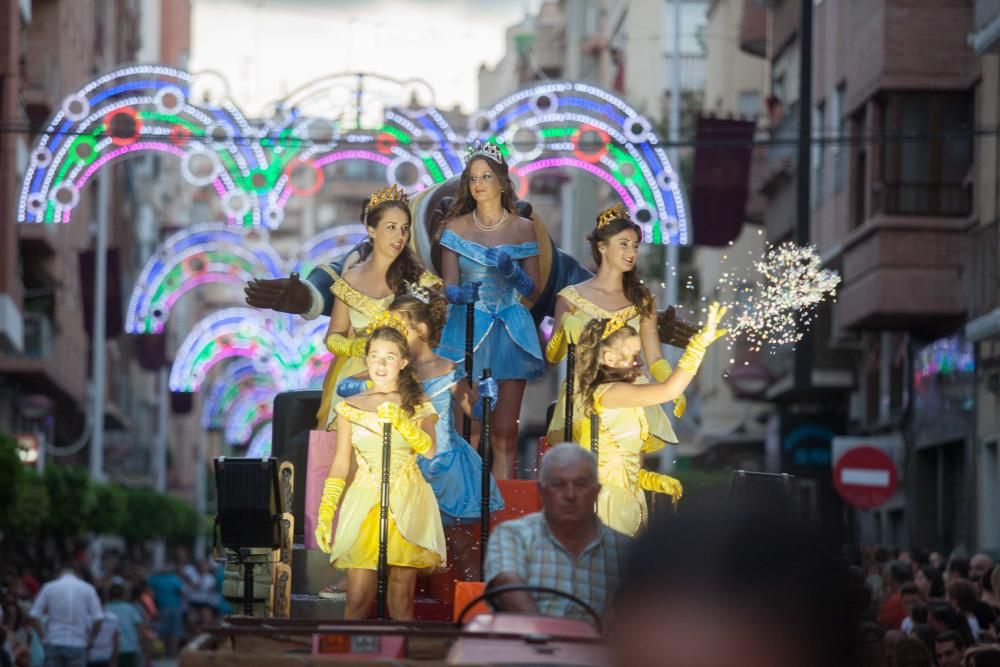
[
  {"left": 339, "top": 286, "right": 504, "bottom": 579},
  {"left": 437, "top": 142, "right": 544, "bottom": 479}
]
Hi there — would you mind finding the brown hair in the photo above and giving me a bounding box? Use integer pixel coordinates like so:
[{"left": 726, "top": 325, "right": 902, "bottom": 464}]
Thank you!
[
  {"left": 575, "top": 317, "right": 641, "bottom": 416},
  {"left": 389, "top": 289, "right": 448, "bottom": 347},
  {"left": 443, "top": 156, "right": 517, "bottom": 222},
  {"left": 588, "top": 216, "right": 653, "bottom": 318},
  {"left": 946, "top": 578, "right": 978, "bottom": 614},
  {"left": 365, "top": 327, "right": 424, "bottom": 415},
  {"left": 356, "top": 199, "right": 426, "bottom": 296}
]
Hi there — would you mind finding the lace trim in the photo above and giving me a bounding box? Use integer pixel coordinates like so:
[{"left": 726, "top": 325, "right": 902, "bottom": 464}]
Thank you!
[
  {"left": 560, "top": 285, "right": 639, "bottom": 323},
  {"left": 332, "top": 279, "right": 392, "bottom": 321},
  {"left": 334, "top": 400, "right": 436, "bottom": 434}
]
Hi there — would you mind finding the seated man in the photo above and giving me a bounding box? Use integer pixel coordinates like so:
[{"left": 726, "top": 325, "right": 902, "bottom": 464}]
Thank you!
[{"left": 484, "top": 443, "right": 631, "bottom": 621}]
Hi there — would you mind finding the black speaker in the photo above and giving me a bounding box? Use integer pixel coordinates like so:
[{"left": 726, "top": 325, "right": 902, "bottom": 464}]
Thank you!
[
  {"left": 271, "top": 390, "right": 321, "bottom": 540},
  {"left": 214, "top": 457, "right": 282, "bottom": 549},
  {"left": 729, "top": 470, "right": 797, "bottom": 518}
]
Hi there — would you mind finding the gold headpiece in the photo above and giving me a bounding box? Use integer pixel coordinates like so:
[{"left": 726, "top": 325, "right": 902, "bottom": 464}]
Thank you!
[
  {"left": 365, "top": 311, "right": 409, "bottom": 339},
  {"left": 601, "top": 316, "right": 627, "bottom": 340},
  {"left": 368, "top": 184, "right": 409, "bottom": 210},
  {"left": 596, "top": 204, "right": 630, "bottom": 229}
]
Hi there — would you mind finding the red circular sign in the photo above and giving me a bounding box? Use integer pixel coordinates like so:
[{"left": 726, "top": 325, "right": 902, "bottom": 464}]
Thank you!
[{"left": 833, "top": 446, "right": 898, "bottom": 509}]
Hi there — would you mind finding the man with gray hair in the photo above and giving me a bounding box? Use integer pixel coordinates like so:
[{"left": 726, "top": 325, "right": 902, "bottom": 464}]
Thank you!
[{"left": 483, "top": 443, "right": 631, "bottom": 621}]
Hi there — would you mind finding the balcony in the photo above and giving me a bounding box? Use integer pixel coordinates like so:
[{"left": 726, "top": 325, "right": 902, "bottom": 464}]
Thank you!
[
  {"left": 836, "top": 216, "right": 967, "bottom": 333},
  {"left": 738, "top": 0, "right": 766, "bottom": 57},
  {"left": 0, "top": 312, "right": 88, "bottom": 405},
  {"left": 875, "top": 182, "right": 972, "bottom": 218}
]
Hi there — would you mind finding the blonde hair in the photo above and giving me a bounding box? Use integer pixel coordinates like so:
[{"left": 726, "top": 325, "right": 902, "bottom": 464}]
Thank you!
[{"left": 575, "top": 318, "right": 640, "bottom": 416}]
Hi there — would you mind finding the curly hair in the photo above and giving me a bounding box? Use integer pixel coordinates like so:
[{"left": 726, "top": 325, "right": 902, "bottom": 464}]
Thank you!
[
  {"left": 443, "top": 155, "right": 517, "bottom": 222},
  {"left": 355, "top": 199, "right": 427, "bottom": 296},
  {"left": 365, "top": 327, "right": 425, "bottom": 415},
  {"left": 575, "top": 318, "right": 641, "bottom": 416},
  {"left": 588, "top": 216, "right": 653, "bottom": 318},
  {"left": 389, "top": 289, "right": 448, "bottom": 347}
]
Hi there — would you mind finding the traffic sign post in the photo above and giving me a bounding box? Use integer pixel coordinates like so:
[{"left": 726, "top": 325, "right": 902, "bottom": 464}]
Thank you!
[{"left": 833, "top": 445, "right": 898, "bottom": 510}]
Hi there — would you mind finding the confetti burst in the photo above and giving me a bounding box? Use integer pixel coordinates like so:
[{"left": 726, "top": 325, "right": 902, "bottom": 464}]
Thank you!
[{"left": 718, "top": 242, "right": 841, "bottom": 352}]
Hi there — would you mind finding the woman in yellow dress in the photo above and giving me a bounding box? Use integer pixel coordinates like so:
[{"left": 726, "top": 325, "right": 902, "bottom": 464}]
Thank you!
[
  {"left": 546, "top": 204, "right": 684, "bottom": 451},
  {"left": 318, "top": 184, "right": 441, "bottom": 427},
  {"left": 568, "top": 305, "right": 727, "bottom": 536},
  {"left": 314, "top": 314, "right": 447, "bottom": 620}
]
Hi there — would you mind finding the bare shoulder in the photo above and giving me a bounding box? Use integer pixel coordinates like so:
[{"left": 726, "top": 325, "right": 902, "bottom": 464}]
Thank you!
[
  {"left": 511, "top": 216, "right": 538, "bottom": 244},
  {"left": 444, "top": 214, "right": 472, "bottom": 235}
]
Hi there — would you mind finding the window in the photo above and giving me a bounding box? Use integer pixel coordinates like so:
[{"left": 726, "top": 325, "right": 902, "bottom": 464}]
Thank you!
[
  {"left": 833, "top": 84, "right": 847, "bottom": 193},
  {"left": 812, "top": 102, "right": 825, "bottom": 207},
  {"left": 739, "top": 91, "right": 760, "bottom": 119},
  {"left": 880, "top": 92, "right": 973, "bottom": 216}
]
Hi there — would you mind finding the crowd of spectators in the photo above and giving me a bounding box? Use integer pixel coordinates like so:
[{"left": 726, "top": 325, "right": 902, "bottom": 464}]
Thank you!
[
  {"left": 0, "top": 545, "right": 228, "bottom": 667},
  {"left": 853, "top": 546, "right": 1000, "bottom": 666}
]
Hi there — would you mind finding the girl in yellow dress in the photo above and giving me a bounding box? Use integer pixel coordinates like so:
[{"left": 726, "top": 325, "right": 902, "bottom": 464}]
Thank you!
[
  {"left": 314, "top": 313, "right": 447, "bottom": 620},
  {"left": 546, "top": 204, "right": 685, "bottom": 450},
  {"left": 568, "top": 305, "right": 727, "bottom": 536},
  {"left": 318, "top": 184, "right": 441, "bottom": 427}
]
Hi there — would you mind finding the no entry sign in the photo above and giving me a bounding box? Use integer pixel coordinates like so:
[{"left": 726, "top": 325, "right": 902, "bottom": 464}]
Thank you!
[{"left": 833, "top": 446, "right": 898, "bottom": 509}]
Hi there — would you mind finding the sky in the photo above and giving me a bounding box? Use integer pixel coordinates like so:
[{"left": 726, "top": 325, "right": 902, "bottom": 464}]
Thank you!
[{"left": 189, "top": 0, "right": 540, "bottom": 119}]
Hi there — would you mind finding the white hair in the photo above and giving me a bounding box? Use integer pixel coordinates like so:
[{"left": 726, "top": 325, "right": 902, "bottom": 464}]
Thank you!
[{"left": 539, "top": 443, "right": 598, "bottom": 486}]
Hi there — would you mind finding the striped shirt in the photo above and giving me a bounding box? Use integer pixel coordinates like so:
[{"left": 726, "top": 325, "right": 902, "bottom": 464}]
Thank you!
[{"left": 484, "top": 511, "right": 631, "bottom": 619}]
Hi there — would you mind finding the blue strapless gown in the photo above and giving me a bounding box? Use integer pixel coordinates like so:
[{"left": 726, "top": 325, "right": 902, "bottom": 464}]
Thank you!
[
  {"left": 437, "top": 229, "right": 545, "bottom": 381},
  {"left": 417, "top": 367, "right": 505, "bottom": 524}
]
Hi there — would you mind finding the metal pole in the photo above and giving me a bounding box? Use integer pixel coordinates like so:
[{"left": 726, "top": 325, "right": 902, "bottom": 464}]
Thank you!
[
  {"left": 590, "top": 413, "right": 599, "bottom": 460},
  {"left": 463, "top": 303, "right": 475, "bottom": 442},
  {"left": 153, "top": 367, "right": 168, "bottom": 569},
  {"left": 794, "top": 0, "right": 814, "bottom": 391},
  {"left": 376, "top": 422, "right": 392, "bottom": 619},
  {"left": 194, "top": 428, "right": 207, "bottom": 560},
  {"left": 89, "top": 172, "right": 110, "bottom": 482},
  {"left": 665, "top": 0, "right": 682, "bottom": 310},
  {"left": 564, "top": 343, "right": 576, "bottom": 437},
  {"left": 479, "top": 369, "right": 493, "bottom": 577}
]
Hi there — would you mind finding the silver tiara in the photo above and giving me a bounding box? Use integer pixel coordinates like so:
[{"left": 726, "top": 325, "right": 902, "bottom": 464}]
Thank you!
[
  {"left": 465, "top": 141, "right": 505, "bottom": 165},
  {"left": 404, "top": 281, "right": 430, "bottom": 304}
]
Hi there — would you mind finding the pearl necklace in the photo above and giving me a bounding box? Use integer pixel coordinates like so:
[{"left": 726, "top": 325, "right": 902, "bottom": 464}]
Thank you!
[{"left": 472, "top": 209, "right": 508, "bottom": 232}]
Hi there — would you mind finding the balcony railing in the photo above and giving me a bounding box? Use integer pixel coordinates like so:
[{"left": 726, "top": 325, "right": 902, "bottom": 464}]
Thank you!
[{"left": 875, "top": 181, "right": 972, "bottom": 217}]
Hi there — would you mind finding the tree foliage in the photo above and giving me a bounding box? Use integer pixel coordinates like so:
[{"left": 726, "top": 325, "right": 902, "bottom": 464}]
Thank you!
[{"left": 0, "top": 432, "right": 202, "bottom": 545}]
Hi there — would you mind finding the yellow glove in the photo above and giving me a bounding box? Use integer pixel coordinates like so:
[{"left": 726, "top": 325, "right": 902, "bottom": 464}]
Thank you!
[
  {"left": 326, "top": 333, "right": 366, "bottom": 358},
  {"left": 638, "top": 470, "right": 683, "bottom": 502},
  {"left": 649, "top": 358, "right": 687, "bottom": 418},
  {"left": 314, "top": 478, "right": 345, "bottom": 554},
  {"left": 545, "top": 312, "right": 586, "bottom": 363},
  {"left": 376, "top": 401, "right": 433, "bottom": 455},
  {"left": 676, "top": 302, "right": 728, "bottom": 374}
]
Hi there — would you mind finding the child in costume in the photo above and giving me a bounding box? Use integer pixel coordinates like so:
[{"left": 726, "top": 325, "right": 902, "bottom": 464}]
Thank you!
[
  {"left": 438, "top": 142, "right": 543, "bottom": 479},
  {"left": 338, "top": 285, "right": 504, "bottom": 579},
  {"left": 547, "top": 204, "right": 684, "bottom": 450},
  {"left": 318, "top": 184, "right": 440, "bottom": 427},
  {"left": 314, "top": 314, "right": 446, "bottom": 620},
  {"left": 568, "top": 304, "right": 727, "bottom": 536}
]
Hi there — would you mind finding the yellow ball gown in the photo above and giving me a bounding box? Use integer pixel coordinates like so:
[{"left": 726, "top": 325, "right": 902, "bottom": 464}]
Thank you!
[
  {"left": 546, "top": 285, "right": 677, "bottom": 449},
  {"left": 329, "top": 399, "right": 447, "bottom": 572},
  {"left": 572, "top": 384, "right": 655, "bottom": 538}
]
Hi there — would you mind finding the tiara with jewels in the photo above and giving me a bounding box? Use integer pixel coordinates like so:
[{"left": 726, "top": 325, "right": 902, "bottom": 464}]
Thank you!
[
  {"left": 368, "top": 184, "right": 409, "bottom": 210},
  {"left": 365, "top": 311, "right": 409, "bottom": 339},
  {"left": 465, "top": 141, "right": 505, "bottom": 165},
  {"left": 601, "top": 316, "right": 627, "bottom": 340},
  {"left": 596, "top": 204, "right": 630, "bottom": 229},
  {"left": 403, "top": 281, "right": 430, "bottom": 304}
]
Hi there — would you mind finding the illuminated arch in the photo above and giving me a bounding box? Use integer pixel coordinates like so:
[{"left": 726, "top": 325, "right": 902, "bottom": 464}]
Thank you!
[
  {"left": 126, "top": 223, "right": 285, "bottom": 333},
  {"left": 245, "top": 421, "right": 273, "bottom": 458},
  {"left": 293, "top": 223, "right": 368, "bottom": 275},
  {"left": 224, "top": 386, "right": 275, "bottom": 445},
  {"left": 200, "top": 358, "right": 274, "bottom": 430},
  {"left": 472, "top": 82, "right": 689, "bottom": 245}
]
